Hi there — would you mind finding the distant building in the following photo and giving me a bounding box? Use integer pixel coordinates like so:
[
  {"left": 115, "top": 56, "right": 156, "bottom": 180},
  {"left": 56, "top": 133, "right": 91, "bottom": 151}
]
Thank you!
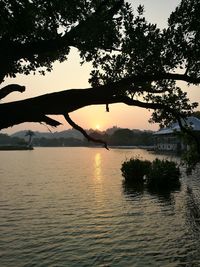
[{"left": 154, "top": 117, "right": 200, "bottom": 152}]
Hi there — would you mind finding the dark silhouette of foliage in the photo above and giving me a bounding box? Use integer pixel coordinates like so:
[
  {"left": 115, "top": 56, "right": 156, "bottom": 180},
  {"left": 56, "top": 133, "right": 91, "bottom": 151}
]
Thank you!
[
  {"left": 108, "top": 129, "right": 153, "bottom": 146},
  {"left": 147, "top": 159, "right": 181, "bottom": 190},
  {"left": 0, "top": 133, "right": 25, "bottom": 145},
  {"left": 4, "top": 128, "right": 153, "bottom": 147},
  {"left": 193, "top": 111, "right": 200, "bottom": 120},
  {"left": 109, "top": 129, "right": 134, "bottom": 146},
  {"left": 121, "top": 157, "right": 151, "bottom": 182},
  {"left": 121, "top": 158, "right": 181, "bottom": 191}
]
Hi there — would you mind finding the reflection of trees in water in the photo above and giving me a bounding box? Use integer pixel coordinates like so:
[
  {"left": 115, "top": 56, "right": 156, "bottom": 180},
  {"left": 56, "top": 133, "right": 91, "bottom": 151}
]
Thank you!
[
  {"left": 184, "top": 185, "right": 200, "bottom": 265},
  {"left": 184, "top": 165, "right": 200, "bottom": 233},
  {"left": 122, "top": 180, "right": 144, "bottom": 197},
  {"left": 123, "top": 176, "right": 200, "bottom": 265},
  {"left": 186, "top": 186, "right": 200, "bottom": 233},
  {"left": 122, "top": 179, "right": 180, "bottom": 204},
  {"left": 147, "top": 183, "right": 181, "bottom": 203}
]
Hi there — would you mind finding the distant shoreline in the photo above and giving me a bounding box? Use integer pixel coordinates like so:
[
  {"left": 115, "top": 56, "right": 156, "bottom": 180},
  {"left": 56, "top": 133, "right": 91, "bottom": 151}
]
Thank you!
[
  {"left": 0, "top": 145, "right": 155, "bottom": 150},
  {"left": 0, "top": 145, "right": 33, "bottom": 151}
]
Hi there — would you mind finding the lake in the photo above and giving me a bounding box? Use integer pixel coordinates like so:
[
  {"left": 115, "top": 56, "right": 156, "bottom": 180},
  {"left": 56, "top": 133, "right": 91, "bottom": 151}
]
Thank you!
[{"left": 0, "top": 147, "right": 200, "bottom": 267}]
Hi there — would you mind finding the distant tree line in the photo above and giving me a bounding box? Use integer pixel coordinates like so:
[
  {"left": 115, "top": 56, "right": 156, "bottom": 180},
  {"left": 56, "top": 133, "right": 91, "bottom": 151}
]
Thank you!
[
  {"left": 0, "top": 129, "right": 153, "bottom": 147},
  {"left": 0, "top": 133, "right": 26, "bottom": 146},
  {"left": 33, "top": 137, "right": 84, "bottom": 147},
  {"left": 89, "top": 129, "right": 153, "bottom": 147}
]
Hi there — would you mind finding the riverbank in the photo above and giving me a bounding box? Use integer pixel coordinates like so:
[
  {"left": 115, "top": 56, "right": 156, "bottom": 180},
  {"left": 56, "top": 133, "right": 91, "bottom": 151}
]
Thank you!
[{"left": 0, "top": 145, "right": 33, "bottom": 150}]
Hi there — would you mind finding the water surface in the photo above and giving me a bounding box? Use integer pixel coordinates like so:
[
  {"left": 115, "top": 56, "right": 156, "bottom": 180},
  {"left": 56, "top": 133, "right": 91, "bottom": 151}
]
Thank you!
[{"left": 0, "top": 148, "right": 200, "bottom": 267}]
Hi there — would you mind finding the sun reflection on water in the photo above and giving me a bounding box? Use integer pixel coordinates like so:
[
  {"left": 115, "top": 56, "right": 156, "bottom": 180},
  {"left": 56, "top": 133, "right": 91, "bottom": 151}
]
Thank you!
[{"left": 94, "top": 152, "right": 102, "bottom": 181}]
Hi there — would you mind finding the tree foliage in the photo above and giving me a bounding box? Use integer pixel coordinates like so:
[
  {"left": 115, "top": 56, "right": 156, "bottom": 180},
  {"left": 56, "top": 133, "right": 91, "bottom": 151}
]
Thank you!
[
  {"left": 0, "top": 0, "right": 123, "bottom": 80},
  {"left": 0, "top": 0, "right": 200, "bottom": 154},
  {"left": 121, "top": 157, "right": 181, "bottom": 191},
  {"left": 89, "top": 1, "right": 199, "bottom": 127}
]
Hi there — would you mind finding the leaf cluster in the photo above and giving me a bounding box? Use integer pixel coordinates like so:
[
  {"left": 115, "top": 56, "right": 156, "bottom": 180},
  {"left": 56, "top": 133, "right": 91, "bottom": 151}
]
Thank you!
[
  {"left": 0, "top": 0, "right": 123, "bottom": 78},
  {"left": 89, "top": 0, "right": 200, "bottom": 126}
]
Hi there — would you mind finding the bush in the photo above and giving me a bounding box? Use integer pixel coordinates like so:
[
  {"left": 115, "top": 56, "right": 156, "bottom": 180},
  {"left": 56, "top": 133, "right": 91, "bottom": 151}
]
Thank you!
[
  {"left": 121, "top": 158, "right": 181, "bottom": 191},
  {"left": 147, "top": 159, "right": 181, "bottom": 190},
  {"left": 121, "top": 157, "right": 151, "bottom": 182}
]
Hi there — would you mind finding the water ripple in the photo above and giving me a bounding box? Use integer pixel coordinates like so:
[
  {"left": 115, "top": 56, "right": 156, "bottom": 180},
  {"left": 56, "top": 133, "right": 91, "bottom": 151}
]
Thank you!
[{"left": 1, "top": 148, "right": 200, "bottom": 266}]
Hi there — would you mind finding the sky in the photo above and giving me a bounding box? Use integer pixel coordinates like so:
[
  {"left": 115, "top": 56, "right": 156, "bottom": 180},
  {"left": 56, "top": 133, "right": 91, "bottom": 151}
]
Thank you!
[{"left": 2, "top": 0, "right": 199, "bottom": 134}]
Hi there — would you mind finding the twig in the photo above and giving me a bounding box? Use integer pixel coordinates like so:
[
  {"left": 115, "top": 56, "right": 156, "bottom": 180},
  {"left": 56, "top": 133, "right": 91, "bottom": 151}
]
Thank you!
[{"left": 64, "top": 113, "right": 109, "bottom": 150}]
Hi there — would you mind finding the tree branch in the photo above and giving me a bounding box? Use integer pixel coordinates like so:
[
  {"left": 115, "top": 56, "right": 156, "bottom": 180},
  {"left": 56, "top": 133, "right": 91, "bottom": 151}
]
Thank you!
[
  {"left": 114, "top": 95, "right": 166, "bottom": 109},
  {"left": 64, "top": 113, "right": 109, "bottom": 149},
  {"left": 0, "top": 70, "right": 195, "bottom": 131},
  {"left": 103, "top": 73, "right": 200, "bottom": 93},
  {"left": 42, "top": 116, "right": 62, "bottom": 127},
  {"left": 0, "top": 84, "right": 25, "bottom": 100}
]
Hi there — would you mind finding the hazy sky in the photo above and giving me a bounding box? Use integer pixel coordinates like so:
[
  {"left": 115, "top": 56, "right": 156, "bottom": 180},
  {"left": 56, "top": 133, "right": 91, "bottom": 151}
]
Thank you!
[{"left": 3, "top": 0, "right": 199, "bottom": 134}]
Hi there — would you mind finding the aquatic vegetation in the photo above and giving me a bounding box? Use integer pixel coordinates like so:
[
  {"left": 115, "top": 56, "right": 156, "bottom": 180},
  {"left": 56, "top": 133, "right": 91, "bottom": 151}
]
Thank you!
[
  {"left": 121, "top": 157, "right": 151, "bottom": 182},
  {"left": 147, "top": 159, "right": 181, "bottom": 190},
  {"left": 121, "top": 158, "right": 181, "bottom": 191}
]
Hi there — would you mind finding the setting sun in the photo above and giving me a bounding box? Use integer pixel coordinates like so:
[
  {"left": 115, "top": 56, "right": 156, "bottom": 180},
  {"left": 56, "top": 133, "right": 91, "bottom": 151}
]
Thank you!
[{"left": 95, "top": 124, "right": 100, "bottom": 130}]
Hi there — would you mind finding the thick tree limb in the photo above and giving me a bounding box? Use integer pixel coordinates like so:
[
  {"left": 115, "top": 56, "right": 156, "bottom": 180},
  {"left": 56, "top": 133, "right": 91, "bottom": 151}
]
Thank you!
[
  {"left": 0, "top": 84, "right": 25, "bottom": 100},
  {"left": 0, "top": 87, "right": 165, "bottom": 131},
  {"left": 0, "top": 87, "right": 118, "bottom": 130},
  {"left": 115, "top": 95, "right": 166, "bottom": 109},
  {"left": 0, "top": 70, "right": 195, "bottom": 131},
  {"left": 64, "top": 113, "right": 109, "bottom": 149}
]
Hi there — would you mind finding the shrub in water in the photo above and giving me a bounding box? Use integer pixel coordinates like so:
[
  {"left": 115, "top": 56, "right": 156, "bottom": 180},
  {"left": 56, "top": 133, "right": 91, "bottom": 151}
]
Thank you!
[
  {"left": 121, "top": 158, "right": 151, "bottom": 182},
  {"left": 146, "top": 159, "right": 181, "bottom": 190}
]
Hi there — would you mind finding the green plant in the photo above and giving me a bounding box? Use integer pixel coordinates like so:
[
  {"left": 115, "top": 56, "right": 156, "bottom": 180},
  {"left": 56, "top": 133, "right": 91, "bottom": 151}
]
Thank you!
[
  {"left": 121, "top": 158, "right": 151, "bottom": 182},
  {"left": 147, "top": 158, "right": 181, "bottom": 190}
]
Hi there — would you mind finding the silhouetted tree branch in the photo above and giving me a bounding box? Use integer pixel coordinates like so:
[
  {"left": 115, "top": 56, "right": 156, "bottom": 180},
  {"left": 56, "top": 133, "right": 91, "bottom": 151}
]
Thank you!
[
  {"left": 0, "top": 84, "right": 25, "bottom": 100},
  {"left": 0, "top": 72, "right": 192, "bottom": 131},
  {"left": 64, "top": 113, "right": 109, "bottom": 149}
]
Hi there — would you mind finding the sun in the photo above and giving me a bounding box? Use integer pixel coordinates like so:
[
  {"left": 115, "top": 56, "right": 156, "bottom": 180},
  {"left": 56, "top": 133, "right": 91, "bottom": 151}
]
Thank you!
[{"left": 95, "top": 124, "right": 100, "bottom": 130}]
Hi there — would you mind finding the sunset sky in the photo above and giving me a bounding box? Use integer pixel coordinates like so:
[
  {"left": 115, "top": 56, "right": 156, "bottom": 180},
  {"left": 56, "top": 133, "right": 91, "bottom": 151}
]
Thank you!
[{"left": 2, "top": 0, "right": 200, "bottom": 134}]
